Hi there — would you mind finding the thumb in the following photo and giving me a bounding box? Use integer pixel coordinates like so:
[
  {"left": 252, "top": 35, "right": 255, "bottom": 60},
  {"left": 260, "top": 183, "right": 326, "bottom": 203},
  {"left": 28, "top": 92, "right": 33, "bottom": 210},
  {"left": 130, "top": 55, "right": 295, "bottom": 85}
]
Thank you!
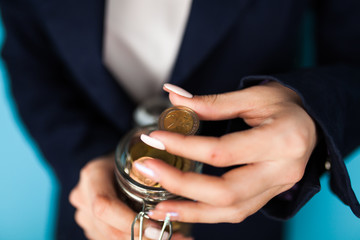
[{"left": 163, "top": 83, "right": 251, "bottom": 120}]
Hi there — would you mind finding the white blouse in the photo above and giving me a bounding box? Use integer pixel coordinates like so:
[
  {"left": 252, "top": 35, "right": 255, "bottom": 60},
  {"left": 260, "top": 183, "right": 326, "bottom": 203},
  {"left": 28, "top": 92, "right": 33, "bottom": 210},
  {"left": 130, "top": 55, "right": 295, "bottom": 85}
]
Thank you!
[{"left": 103, "top": 0, "right": 192, "bottom": 103}]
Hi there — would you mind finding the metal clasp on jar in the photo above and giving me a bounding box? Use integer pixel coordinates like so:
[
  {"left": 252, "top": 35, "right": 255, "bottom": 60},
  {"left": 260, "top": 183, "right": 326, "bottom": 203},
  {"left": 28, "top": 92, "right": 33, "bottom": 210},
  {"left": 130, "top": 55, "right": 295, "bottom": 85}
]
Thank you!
[{"left": 131, "top": 202, "right": 173, "bottom": 240}]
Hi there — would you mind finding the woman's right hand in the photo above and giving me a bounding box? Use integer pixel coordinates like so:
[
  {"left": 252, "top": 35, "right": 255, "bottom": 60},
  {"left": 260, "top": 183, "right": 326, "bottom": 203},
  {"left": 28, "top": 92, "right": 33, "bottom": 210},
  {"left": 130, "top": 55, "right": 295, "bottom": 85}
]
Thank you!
[{"left": 69, "top": 153, "right": 193, "bottom": 240}]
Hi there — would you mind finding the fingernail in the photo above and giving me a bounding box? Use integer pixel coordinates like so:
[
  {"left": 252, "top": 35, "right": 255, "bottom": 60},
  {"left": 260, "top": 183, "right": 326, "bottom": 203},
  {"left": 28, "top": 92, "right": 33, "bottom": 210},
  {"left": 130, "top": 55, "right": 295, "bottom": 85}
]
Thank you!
[
  {"left": 166, "top": 212, "right": 180, "bottom": 220},
  {"left": 163, "top": 83, "right": 193, "bottom": 98},
  {"left": 140, "top": 134, "right": 166, "bottom": 150},
  {"left": 144, "top": 226, "right": 169, "bottom": 240},
  {"left": 133, "top": 161, "right": 160, "bottom": 182},
  {"left": 148, "top": 210, "right": 180, "bottom": 221}
]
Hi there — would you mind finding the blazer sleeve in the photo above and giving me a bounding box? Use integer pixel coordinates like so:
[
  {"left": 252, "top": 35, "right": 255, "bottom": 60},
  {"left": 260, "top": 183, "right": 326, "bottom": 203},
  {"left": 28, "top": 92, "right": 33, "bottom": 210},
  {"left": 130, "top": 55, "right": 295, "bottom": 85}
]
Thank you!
[
  {"left": 0, "top": 1, "right": 123, "bottom": 183},
  {"left": 239, "top": 0, "right": 360, "bottom": 219}
]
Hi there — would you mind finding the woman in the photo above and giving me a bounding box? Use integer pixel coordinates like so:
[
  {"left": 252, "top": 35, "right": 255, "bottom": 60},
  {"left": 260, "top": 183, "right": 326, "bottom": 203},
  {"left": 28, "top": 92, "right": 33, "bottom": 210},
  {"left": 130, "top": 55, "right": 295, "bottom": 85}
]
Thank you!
[{"left": 1, "top": 0, "right": 359, "bottom": 239}]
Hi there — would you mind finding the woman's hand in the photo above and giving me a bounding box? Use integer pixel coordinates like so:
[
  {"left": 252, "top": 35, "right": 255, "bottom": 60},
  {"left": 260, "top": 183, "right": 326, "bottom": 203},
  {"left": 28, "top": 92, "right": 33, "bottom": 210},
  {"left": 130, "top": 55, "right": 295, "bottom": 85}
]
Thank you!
[
  {"left": 69, "top": 154, "right": 139, "bottom": 239},
  {"left": 69, "top": 154, "right": 193, "bottom": 240},
  {"left": 134, "top": 82, "right": 317, "bottom": 224}
]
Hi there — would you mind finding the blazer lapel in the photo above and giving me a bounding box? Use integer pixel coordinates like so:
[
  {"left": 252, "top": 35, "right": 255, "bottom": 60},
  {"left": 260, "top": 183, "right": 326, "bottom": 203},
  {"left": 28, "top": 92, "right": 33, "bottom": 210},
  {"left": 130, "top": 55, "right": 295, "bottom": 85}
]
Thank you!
[
  {"left": 170, "top": 0, "right": 251, "bottom": 85},
  {"left": 38, "top": 0, "right": 134, "bottom": 130},
  {"left": 36, "top": 0, "right": 250, "bottom": 128}
]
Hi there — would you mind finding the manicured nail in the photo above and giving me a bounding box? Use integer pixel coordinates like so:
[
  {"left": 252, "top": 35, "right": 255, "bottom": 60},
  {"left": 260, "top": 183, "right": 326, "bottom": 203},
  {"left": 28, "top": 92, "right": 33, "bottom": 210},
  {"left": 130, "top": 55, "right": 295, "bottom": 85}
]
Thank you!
[
  {"left": 166, "top": 212, "right": 179, "bottom": 219},
  {"left": 133, "top": 161, "right": 160, "bottom": 182},
  {"left": 144, "top": 226, "right": 169, "bottom": 240},
  {"left": 148, "top": 210, "right": 180, "bottom": 221},
  {"left": 140, "top": 134, "right": 166, "bottom": 150},
  {"left": 163, "top": 83, "right": 193, "bottom": 98}
]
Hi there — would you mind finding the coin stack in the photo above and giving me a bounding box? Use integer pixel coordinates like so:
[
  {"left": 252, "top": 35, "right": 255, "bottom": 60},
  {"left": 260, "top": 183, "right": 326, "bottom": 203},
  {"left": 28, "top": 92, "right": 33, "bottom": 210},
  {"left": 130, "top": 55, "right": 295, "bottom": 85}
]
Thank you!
[{"left": 129, "top": 106, "right": 199, "bottom": 187}]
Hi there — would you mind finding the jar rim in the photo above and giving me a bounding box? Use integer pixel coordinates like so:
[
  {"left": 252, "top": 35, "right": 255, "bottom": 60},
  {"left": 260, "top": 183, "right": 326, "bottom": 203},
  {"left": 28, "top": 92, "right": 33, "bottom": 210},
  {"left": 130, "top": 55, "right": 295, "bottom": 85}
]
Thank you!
[{"left": 115, "top": 126, "right": 171, "bottom": 192}]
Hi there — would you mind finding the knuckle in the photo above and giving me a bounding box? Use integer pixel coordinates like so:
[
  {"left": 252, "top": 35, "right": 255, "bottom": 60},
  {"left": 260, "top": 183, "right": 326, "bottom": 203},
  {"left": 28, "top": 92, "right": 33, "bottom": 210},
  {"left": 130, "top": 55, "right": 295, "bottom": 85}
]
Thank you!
[
  {"left": 229, "top": 214, "right": 246, "bottom": 224},
  {"left": 68, "top": 188, "right": 79, "bottom": 206},
  {"left": 235, "top": 188, "right": 251, "bottom": 201},
  {"left": 164, "top": 172, "right": 187, "bottom": 196},
  {"left": 80, "top": 164, "right": 92, "bottom": 179},
  {"left": 170, "top": 185, "right": 183, "bottom": 197},
  {"left": 288, "top": 165, "right": 305, "bottom": 184},
  {"left": 230, "top": 209, "right": 248, "bottom": 223},
  {"left": 201, "top": 94, "right": 219, "bottom": 106},
  {"left": 207, "top": 145, "right": 229, "bottom": 167},
  {"left": 106, "top": 228, "right": 122, "bottom": 240},
  {"left": 280, "top": 163, "right": 306, "bottom": 185},
  {"left": 194, "top": 94, "right": 220, "bottom": 118},
  {"left": 74, "top": 211, "right": 89, "bottom": 232},
  {"left": 92, "top": 194, "right": 111, "bottom": 219},
  {"left": 83, "top": 231, "right": 93, "bottom": 240},
  {"left": 80, "top": 160, "right": 102, "bottom": 179},
  {"left": 280, "top": 128, "right": 309, "bottom": 159},
  {"left": 74, "top": 211, "right": 82, "bottom": 225},
  {"left": 213, "top": 187, "right": 237, "bottom": 207}
]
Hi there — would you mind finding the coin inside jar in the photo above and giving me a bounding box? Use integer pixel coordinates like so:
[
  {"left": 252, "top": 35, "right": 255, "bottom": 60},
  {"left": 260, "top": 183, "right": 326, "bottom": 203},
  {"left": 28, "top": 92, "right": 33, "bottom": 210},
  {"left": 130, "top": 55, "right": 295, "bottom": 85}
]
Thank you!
[
  {"left": 128, "top": 142, "right": 193, "bottom": 187},
  {"left": 126, "top": 106, "right": 200, "bottom": 188},
  {"left": 158, "top": 106, "right": 199, "bottom": 135},
  {"left": 130, "top": 157, "right": 159, "bottom": 187}
]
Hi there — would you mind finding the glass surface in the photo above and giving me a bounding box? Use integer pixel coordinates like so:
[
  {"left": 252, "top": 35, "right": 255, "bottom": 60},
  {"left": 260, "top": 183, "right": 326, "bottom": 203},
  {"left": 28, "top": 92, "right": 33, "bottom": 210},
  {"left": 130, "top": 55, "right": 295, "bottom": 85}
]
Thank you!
[{"left": 114, "top": 125, "right": 202, "bottom": 212}]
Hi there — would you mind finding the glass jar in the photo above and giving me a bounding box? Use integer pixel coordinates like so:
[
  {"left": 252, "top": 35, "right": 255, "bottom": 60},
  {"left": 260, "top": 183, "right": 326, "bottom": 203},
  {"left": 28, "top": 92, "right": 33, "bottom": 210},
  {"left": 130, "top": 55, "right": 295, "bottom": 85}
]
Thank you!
[{"left": 114, "top": 105, "right": 202, "bottom": 240}]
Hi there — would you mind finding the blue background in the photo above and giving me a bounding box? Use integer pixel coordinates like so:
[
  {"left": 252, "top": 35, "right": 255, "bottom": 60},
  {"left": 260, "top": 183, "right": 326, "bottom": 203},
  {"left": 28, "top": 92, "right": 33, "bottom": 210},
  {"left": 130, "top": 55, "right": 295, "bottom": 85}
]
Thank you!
[{"left": 0, "top": 13, "right": 359, "bottom": 240}]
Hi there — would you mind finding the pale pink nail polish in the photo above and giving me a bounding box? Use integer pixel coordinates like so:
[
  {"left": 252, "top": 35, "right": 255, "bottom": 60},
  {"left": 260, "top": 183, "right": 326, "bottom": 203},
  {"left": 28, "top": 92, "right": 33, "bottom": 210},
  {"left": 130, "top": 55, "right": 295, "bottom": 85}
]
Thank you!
[
  {"left": 133, "top": 161, "right": 160, "bottom": 182},
  {"left": 140, "top": 134, "right": 166, "bottom": 150},
  {"left": 167, "top": 212, "right": 180, "bottom": 220},
  {"left": 163, "top": 83, "right": 193, "bottom": 98},
  {"left": 148, "top": 210, "right": 180, "bottom": 221},
  {"left": 144, "top": 226, "right": 169, "bottom": 240}
]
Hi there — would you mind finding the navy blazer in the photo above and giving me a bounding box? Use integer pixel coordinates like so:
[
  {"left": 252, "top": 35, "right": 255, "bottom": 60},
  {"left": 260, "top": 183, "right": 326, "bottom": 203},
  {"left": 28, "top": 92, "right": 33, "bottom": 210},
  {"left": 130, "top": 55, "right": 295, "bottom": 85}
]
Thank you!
[{"left": 1, "top": 0, "right": 360, "bottom": 239}]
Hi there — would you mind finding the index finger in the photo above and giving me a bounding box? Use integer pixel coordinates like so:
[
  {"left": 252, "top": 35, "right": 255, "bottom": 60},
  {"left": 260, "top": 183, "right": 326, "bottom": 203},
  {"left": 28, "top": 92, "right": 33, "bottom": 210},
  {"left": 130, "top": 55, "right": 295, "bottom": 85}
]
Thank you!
[
  {"left": 91, "top": 193, "right": 138, "bottom": 233},
  {"left": 146, "top": 125, "right": 273, "bottom": 167},
  {"left": 163, "top": 83, "right": 300, "bottom": 123}
]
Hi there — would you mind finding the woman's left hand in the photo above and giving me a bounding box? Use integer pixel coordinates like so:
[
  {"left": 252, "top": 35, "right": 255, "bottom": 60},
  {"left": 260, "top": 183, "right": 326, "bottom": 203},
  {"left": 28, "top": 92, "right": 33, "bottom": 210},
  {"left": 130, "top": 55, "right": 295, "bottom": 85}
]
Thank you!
[{"left": 134, "top": 82, "right": 317, "bottom": 224}]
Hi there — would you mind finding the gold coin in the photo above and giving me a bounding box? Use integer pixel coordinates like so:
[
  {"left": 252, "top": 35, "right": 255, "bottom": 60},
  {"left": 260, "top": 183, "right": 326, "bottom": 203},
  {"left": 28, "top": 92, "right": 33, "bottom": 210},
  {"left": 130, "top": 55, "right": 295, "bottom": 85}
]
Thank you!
[
  {"left": 130, "top": 157, "right": 160, "bottom": 187},
  {"left": 158, "top": 106, "right": 199, "bottom": 135},
  {"left": 129, "top": 141, "right": 177, "bottom": 166},
  {"left": 128, "top": 142, "right": 194, "bottom": 187},
  {"left": 146, "top": 148, "right": 177, "bottom": 166},
  {"left": 129, "top": 141, "right": 149, "bottom": 161}
]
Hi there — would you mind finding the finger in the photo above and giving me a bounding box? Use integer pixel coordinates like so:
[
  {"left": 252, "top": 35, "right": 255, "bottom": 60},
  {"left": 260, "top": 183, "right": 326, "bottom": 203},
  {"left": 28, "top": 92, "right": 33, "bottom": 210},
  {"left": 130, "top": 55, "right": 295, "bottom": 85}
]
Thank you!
[
  {"left": 221, "top": 161, "right": 299, "bottom": 201},
  {"left": 91, "top": 193, "right": 138, "bottom": 234},
  {"left": 69, "top": 185, "right": 84, "bottom": 209},
  {"left": 133, "top": 158, "right": 224, "bottom": 205},
  {"left": 92, "top": 195, "right": 164, "bottom": 238},
  {"left": 151, "top": 200, "right": 238, "bottom": 223},
  {"left": 143, "top": 221, "right": 192, "bottom": 240},
  {"left": 144, "top": 226, "right": 170, "bottom": 240},
  {"left": 133, "top": 157, "right": 285, "bottom": 206},
  {"left": 164, "top": 84, "right": 248, "bottom": 121},
  {"left": 69, "top": 159, "right": 116, "bottom": 211},
  {"left": 149, "top": 184, "right": 289, "bottom": 224},
  {"left": 146, "top": 124, "right": 274, "bottom": 166},
  {"left": 76, "top": 209, "right": 132, "bottom": 240},
  {"left": 74, "top": 210, "right": 102, "bottom": 240},
  {"left": 78, "top": 159, "right": 139, "bottom": 233},
  {"left": 93, "top": 216, "right": 130, "bottom": 240},
  {"left": 81, "top": 158, "right": 118, "bottom": 200},
  {"left": 171, "top": 235, "right": 194, "bottom": 240},
  {"left": 163, "top": 83, "right": 286, "bottom": 122}
]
